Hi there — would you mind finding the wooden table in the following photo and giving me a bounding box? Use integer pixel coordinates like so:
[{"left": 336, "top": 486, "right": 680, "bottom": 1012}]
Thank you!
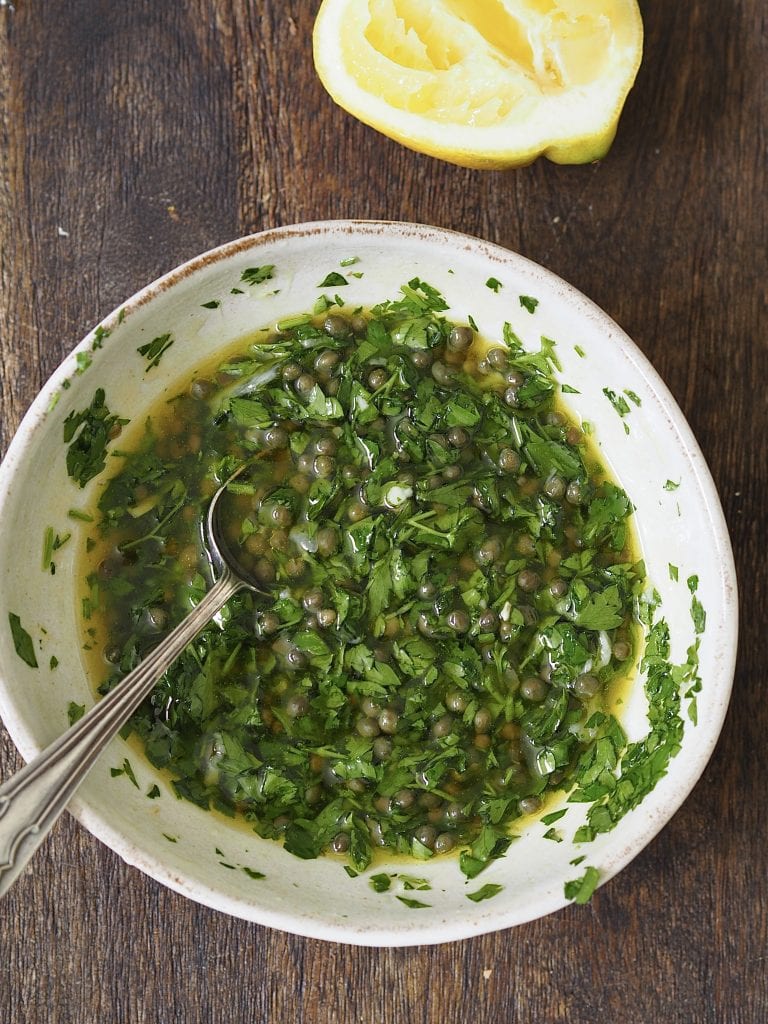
[{"left": 1, "top": 2, "right": 765, "bottom": 1020}]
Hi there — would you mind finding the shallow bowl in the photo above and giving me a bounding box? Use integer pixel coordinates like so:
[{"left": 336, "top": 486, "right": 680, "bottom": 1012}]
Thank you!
[{"left": 0, "top": 221, "right": 737, "bottom": 945}]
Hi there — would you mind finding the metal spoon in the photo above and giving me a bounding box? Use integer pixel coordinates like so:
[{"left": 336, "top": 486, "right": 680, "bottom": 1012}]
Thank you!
[{"left": 0, "top": 470, "right": 262, "bottom": 896}]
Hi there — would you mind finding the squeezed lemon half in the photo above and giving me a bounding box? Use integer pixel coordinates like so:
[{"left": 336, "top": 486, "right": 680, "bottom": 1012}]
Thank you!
[{"left": 312, "top": 0, "right": 643, "bottom": 169}]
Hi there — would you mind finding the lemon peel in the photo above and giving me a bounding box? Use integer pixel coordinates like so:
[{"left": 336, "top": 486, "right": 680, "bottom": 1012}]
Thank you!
[{"left": 313, "top": 0, "right": 643, "bottom": 169}]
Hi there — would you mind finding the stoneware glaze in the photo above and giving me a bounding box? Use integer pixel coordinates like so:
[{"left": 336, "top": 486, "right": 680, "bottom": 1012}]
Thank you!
[{"left": 0, "top": 222, "right": 737, "bottom": 945}]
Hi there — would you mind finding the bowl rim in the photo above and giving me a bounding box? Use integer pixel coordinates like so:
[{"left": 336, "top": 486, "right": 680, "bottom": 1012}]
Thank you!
[{"left": 0, "top": 219, "right": 739, "bottom": 945}]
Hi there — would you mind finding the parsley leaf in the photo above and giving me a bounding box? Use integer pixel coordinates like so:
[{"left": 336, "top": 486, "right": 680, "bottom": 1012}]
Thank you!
[
  {"left": 8, "top": 613, "right": 38, "bottom": 668},
  {"left": 466, "top": 883, "right": 504, "bottom": 902},
  {"left": 564, "top": 865, "right": 600, "bottom": 904},
  {"left": 241, "top": 265, "right": 275, "bottom": 286},
  {"left": 137, "top": 333, "right": 174, "bottom": 370},
  {"left": 63, "top": 389, "right": 126, "bottom": 487}
]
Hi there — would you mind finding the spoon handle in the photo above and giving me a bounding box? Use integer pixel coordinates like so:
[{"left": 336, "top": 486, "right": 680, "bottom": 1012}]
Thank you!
[{"left": 0, "top": 568, "right": 244, "bottom": 897}]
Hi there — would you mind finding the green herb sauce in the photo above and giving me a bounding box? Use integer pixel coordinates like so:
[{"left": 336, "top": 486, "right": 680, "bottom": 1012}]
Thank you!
[{"left": 78, "top": 279, "right": 645, "bottom": 876}]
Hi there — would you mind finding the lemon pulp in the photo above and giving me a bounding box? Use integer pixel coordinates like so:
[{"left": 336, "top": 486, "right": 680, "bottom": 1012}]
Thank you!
[{"left": 313, "top": 0, "right": 643, "bottom": 169}]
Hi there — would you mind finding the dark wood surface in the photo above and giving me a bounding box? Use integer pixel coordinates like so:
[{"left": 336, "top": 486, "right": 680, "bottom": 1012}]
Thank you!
[{"left": 1, "top": 2, "right": 765, "bottom": 1021}]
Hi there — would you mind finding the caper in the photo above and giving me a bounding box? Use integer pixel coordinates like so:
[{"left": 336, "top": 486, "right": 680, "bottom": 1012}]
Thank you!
[
  {"left": 305, "top": 784, "right": 322, "bottom": 805},
  {"left": 258, "top": 611, "right": 281, "bottom": 635},
  {"left": 447, "top": 426, "right": 469, "bottom": 448},
  {"left": 302, "top": 587, "right": 324, "bottom": 612},
  {"left": 330, "top": 832, "right": 350, "bottom": 853},
  {"left": 520, "top": 676, "right": 547, "bottom": 702},
  {"left": 486, "top": 347, "right": 508, "bottom": 370},
  {"left": 367, "top": 368, "right": 388, "bottom": 390},
  {"left": 374, "top": 795, "right": 392, "bottom": 815},
  {"left": 431, "top": 361, "right": 454, "bottom": 386},
  {"left": 549, "top": 578, "right": 568, "bottom": 598},
  {"left": 350, "top": 313, "right": 368, "bottom": 335},
  {"left": 431, "top": 714, "right": 454, "bottom": 739},
  {"left": 254, "top": 559, "right": 276, "bottom": 584},
  {"left": 378, "top": 708, "right": 399, "bottom": 734},
  {"left": 445, "top": 690, "right": 468, "bottom": 713},
  {"left": 613, "top": 640, "right": 631, "bottom": 661},
  {"left": 517, "top": 569, "right": 540, "bottom": 593},
  {"left": 410, "top": 350, "right": 432, "bottom": 369},
  {"left": 316, "top": 527, "right": 339, "bottom": 557},
  {"left": 372, "top": 737, "right": 392, "bottom": 761},
  {"left": 573, "top": 673, "right": 601, "bottom": 700},
  {"left": 283, "top": 645, "right": 306, "bottom": 670},
  {"left": 434, "top": 832, "right": 456, "bottom": 854},
  {"left": 285, "top": 557, "right": 304, "bottom": 579},
  {"left": 315, "top": 435, "right": 337, "bottom": 456},
  {"left": 316, "top": 608, "right": 337, "bottom": 628},
  {"left": 519, "top": 795, "right": 542, "bottom": 816},
  {"left": 190, "top": 378, "right": 215, "bottom": 399},
  {"left": 498, "top": 448, "right": 521, "bottom": 473},
  {"left": 263, "top": 426, "right": 288, "bottom": 450},
  {"left": 282, "top": 362, "right": 301, "bottom": 382},
  {"left": 413, "top": 825, "right": 438, "bottom": 850},
  {"left": 447, "top": 325, "right": 474, "bottom": 352},
  {"left": 356, "top": 716, "right": 381, "bottom": 738},
  {"left": 442, "top": 464, "right": 463, "bottom": 482},
  {"left": 474, "top": 708, "right": 492, "bottom": 733},
  {"left": 296, "top": 452, "right": 314, "bottom": 475},
  {"left": 347, "top": 499, "right": 368, "bottom": 522},
  {"left": 476, "top": 536, "right": 502, "bottom": 565},
  {"left": 417, "top": 613, "right": 437, "bottom": 637},
  {"left": 314, "top": 455, "right": 335, "bottom": 477},
  {"left": 443, "top": 802, "right": 466, "bottom": 824},
  {"left": 446, "top": 609, "right": 470, "bottom": 633},
  {"left": 393, "top": 788, "right": 415, "bottom": 810},
  {"left": 544, "top": 475, "right": 566, "bottom": 499},
  {"left": 323, "top": 314, "right": 351, "bottom": 338},
  {"left": 566, "top": 481, "right": 584, "bottom": 505},
  {"left": 269, "top": 503, "right": 292, "bottom": 527},
  {"left": 314, "top": 350, "right": 340, "bottom": 375},
  {"left": 286, "top": 694, "right": 309, "bottom": 718},
  {"left": 478, "top": 609, "right": 498, "bottom": 632},
  {"left": 499, "top": 622, "right": 515, "bottom": 642},
  {"left": 417, "top": 581, "right": 435, "bottom": 599},
  {"left": 294, "top": 373, "right": 316, "bottom": 396},
  {"left": 504, "top": 369, "right": 524, "bottom": 387},
  {"left": 503, "top": 386, "right": 519, "bottom": 407}
]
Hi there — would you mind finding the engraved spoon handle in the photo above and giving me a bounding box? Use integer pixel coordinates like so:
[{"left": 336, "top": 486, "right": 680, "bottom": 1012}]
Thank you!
[{"left": 0, "top": 568, "right": 244, "bottom": 896}]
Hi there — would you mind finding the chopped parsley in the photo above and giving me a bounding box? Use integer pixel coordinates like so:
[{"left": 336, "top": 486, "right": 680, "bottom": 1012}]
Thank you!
[
  {"left": 519, "top": 295, "right": 539, "bottom": 314},
  {"left": 79, "top": 280, "right": 652, "bottom": 883},
  {"left": 110, "top": 757, "right": 139, "bottom": 788},
  {"left": 67, "top": 701, "right": 86, "bottom": 725},
  {"left": 63, "top": 388, "right": 126, "bottom": 488},
  {"left": 241, "top": 265, "right": 275, "bottom": 286},
  {"left": 485, "top": 277, "right": 502, "bottom": 293},
  {"left": 466, "top": 883, "right": 504, "bottom": 902},
  {"left": 8, "top": 613, "right": 38, "bottom": 668},
  {"left": 137, "top": 333, "right": 174, "bottom": 370},
  {"left": 564, "top": 865, "right": 600, "bottom": 904},
  {"left": 317, "top": 271, "right": 348, "bottom": 288},
  {"left": 395, "top": 895, "right": 431, "bottom": 909},
  {"left": 242, "top": 866, "right": 266, "bottom": 880}
]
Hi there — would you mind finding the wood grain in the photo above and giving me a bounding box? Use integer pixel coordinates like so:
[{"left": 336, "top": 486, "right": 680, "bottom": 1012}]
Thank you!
[{"left": 1, "top": 1, "right": 766, "bottom": 1021}]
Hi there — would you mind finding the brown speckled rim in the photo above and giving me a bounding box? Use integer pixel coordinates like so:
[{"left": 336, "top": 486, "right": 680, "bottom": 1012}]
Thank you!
[{"left": 0, "top": 221, "right": 738, "bottom": 945}]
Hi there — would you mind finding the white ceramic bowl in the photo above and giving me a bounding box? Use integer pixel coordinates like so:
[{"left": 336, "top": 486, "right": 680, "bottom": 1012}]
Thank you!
[{"left": 0, "top": 221, "right": 737, "bottom": 945}]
